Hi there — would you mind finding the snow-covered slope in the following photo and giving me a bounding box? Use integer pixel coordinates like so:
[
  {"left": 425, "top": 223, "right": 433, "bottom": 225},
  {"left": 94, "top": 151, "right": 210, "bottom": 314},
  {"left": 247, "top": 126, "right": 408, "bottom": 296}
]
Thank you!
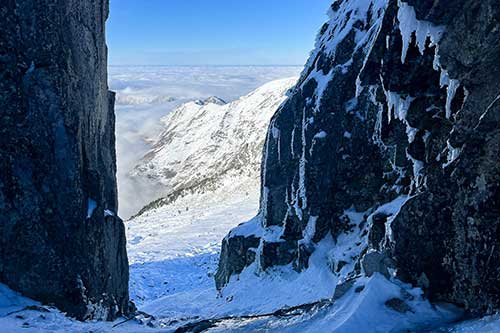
[{"left": 131, "top": 77, "right": 297, "bottom": 215}]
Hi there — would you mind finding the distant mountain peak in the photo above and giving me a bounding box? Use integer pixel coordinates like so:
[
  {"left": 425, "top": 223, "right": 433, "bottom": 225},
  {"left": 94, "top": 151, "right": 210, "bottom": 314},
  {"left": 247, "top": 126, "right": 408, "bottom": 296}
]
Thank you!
[{"left": 194, "top": 96, "right": 227, "bottom": 106}]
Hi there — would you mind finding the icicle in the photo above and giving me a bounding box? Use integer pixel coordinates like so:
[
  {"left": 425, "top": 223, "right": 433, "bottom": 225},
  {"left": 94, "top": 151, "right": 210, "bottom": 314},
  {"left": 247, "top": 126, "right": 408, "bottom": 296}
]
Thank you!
[{"left": 397, "top": 1, "right": 444, "bottom": 64}]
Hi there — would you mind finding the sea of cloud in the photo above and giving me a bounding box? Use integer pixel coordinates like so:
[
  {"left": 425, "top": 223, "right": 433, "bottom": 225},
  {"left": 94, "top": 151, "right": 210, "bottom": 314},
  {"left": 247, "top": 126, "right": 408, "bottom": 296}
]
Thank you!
[{"left": 109, "top": 66, "right": 302, "bottom": 219}]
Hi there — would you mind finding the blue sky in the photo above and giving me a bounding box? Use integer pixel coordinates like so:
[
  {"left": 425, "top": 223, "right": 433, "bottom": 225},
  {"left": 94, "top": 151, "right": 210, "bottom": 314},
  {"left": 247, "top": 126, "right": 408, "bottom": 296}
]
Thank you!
[{"left": 107, "top": 0, "right": 331, "bottom": 66}]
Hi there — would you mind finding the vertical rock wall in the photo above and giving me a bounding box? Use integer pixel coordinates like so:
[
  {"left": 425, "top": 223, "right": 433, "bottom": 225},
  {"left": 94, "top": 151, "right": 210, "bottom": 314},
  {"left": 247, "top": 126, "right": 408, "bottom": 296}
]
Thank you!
[
  {"left": 216, "top": 0, "right": 499, "bottom": 315},
  {"left": 0, "top": 0, "right": 131, "bottom": 320}
]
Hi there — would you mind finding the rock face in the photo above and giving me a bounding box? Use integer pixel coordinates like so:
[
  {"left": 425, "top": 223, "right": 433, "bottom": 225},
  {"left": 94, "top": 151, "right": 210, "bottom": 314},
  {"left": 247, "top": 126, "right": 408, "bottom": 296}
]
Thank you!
[
  {"left": 0, "top": 0, "right": 131, "bottom": 320},
  {"left": 217, "top": 0, "right": 499, "bottom": 315}
]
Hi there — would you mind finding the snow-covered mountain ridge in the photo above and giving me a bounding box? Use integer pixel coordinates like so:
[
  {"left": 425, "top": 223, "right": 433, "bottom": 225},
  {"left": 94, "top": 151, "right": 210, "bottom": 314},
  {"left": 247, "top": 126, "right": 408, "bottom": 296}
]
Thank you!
[{"left": 131, "top": 77, "right": 297, "bottom": 216}]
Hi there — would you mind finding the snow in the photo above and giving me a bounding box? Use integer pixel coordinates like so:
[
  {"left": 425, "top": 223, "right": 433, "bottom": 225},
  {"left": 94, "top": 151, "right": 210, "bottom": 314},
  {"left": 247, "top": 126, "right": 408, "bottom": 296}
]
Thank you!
[
  {"left": 219, "top": 234, "right": 339, "bottom": 314},
  {"left": 211, "top": 195, "right": 417, "bottom": 331},
  {"left": 440, "top": 69, "right": 460, "bottom": 120},
  {"left": 0, "top": 72, "right": 305, "bottom": 332},
  {"left": 271, "top": 124, "right": 282, "bottom": 161},
  {"left": 0, "top": 283, "right": 160, "bottom": 332},
  {"left": 127, "top": 179, "right": 260, "bottom": 267},
  {"left": 201, "top": 274, "right": 462, "bottom": 333},
  {"left": 376, "top": 195, "right": 409, "bottom": 243},
  {"left": 261, "top": 124, "right": 273, "bottom": 225},
  {"left": 429, "top": 314, "right": 500, "bottom": 333},
  {"left": 301, "top": 0, "right": 388, "bottom": 113},
  {"left": 0, "top": 284, "right": 34, "bottom": 317},
  {"left": 229, "top": 214, "right": 264, "bottom": 238},
  {"left": 136, "top": 232, "right": 338, "bottom": 321},
  {"left": 304, "top": 68, "right": 334, "bottom": 112},
  {"left": 195, "top": 96, "right": 227, "bottom": 106}
]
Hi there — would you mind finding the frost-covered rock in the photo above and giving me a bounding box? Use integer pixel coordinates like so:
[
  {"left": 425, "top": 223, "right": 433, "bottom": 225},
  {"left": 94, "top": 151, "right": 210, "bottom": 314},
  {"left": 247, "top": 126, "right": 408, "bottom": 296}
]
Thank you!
[
  {"left": 0, "top": 0, "right": 131, "bottom": 320},
  {"left": 217, "top": 0, "right": 499, "bottom": 316}
]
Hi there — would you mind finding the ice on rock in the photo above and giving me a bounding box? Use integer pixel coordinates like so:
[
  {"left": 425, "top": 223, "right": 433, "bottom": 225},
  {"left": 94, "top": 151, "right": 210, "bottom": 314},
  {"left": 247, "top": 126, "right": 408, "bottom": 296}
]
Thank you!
[
  {"left": 87, "top": 198, "right": 97, "bottom": 219},
  {"left": 26, "top": 61, "right": 35, "bottom": 74},
  {"left": 397, "top": 1, "right": 445, "bottom": 64},
  {"left": 396, "top": 2, "right": 462, "bottom": 123},
  {"left": 302, "top": 216, "right": 318, "bottom": 244},
  {"left": 385, "top": 91, "right": 414, "bottom": 123},
  {"left": 442, "top": 140, "right": 462, "bottom": 168},
  {"left": 446, "top": 79, "right": 460, "bottom": 119},
  {"left": 104, "top": 209, "right": 115, "bottom": 217},
  {"left": 298, "top": 107, "right": 308, "bottom": 211},
  {"left": 314, "top": 131, "right": 328, "bottom": 139}
]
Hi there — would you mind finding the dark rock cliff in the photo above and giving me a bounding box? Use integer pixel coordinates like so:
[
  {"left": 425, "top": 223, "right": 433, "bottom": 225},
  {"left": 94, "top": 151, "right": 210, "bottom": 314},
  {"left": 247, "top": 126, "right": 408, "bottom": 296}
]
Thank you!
[
  {"left": 216, "top": 0, "right": 499, "bottom": 315},
  {"left": 0, "top": 0, "right": 131, "bottom": 320}
]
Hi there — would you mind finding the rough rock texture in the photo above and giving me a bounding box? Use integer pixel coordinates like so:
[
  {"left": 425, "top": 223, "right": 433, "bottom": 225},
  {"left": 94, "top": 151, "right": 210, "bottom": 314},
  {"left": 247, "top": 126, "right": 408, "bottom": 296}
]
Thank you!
[
  {"left": 217, "top": 0, "right": 499, "bottom": 315},
  {"left": 214, "top": 235, "right": 260, "bottom": 290},
  {"left": 0, "top": 0, "right": 131, "bottom": 320}
]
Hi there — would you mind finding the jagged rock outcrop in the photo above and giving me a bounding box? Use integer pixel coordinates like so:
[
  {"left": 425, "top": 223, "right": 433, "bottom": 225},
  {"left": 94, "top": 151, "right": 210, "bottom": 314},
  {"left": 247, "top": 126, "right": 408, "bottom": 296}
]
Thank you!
[
  {"left": 216, "top": 0, "right": 499, "bottom": 315},
  {"left": 0, "top": 0, "right": 131, "bottom": 320}
]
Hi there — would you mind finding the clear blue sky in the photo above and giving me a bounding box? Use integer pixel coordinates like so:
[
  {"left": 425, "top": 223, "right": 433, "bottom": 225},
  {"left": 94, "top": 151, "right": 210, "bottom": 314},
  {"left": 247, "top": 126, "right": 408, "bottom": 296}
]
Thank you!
[{"left": 107, "top": 0, "right": 331, "bottom": 66}]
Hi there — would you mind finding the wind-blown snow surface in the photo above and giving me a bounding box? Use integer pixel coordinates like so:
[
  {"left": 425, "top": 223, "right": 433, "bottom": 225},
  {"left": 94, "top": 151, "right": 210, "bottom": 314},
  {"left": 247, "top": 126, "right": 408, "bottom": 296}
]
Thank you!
[
  {"left": 111, "top": 66, "right": 301, "bottom": 218},
  {"left": 201, "top": 275, "right": 462, "bottom": 333},
  {"left": 0, "top": 275, "right": 495, "bottom": 333}
]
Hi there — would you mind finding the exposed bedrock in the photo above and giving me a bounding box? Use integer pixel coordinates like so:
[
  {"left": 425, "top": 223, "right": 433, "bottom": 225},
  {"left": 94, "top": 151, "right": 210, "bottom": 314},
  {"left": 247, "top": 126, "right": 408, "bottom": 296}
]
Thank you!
[
  {"left": 216, "top": 0, "right": 499, "bottom": 315},
  {"left": 0, "top": 0, "right": 131, "bottom": 320}
]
